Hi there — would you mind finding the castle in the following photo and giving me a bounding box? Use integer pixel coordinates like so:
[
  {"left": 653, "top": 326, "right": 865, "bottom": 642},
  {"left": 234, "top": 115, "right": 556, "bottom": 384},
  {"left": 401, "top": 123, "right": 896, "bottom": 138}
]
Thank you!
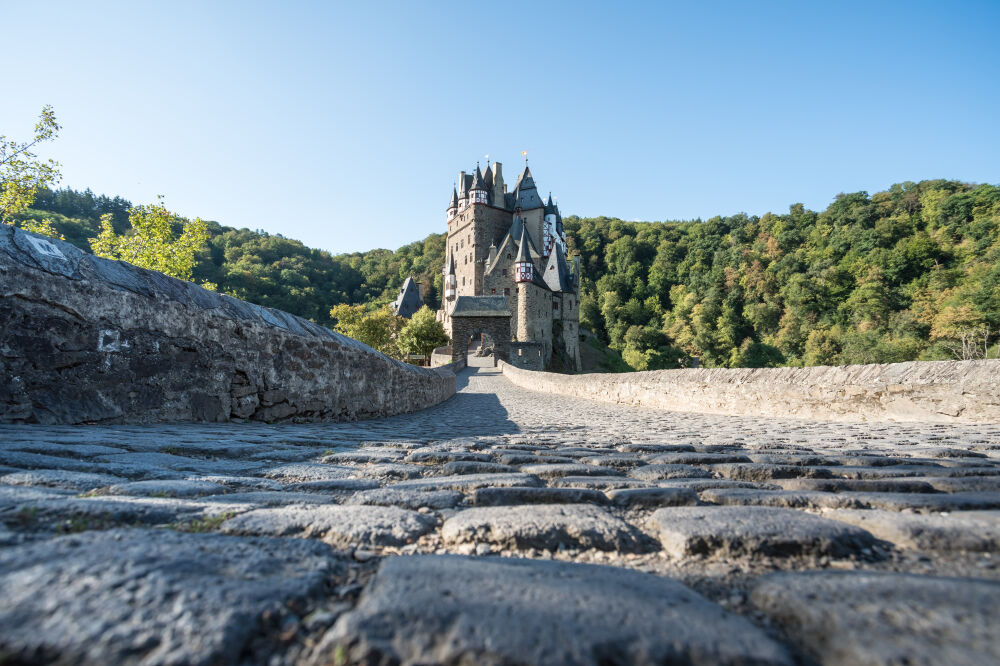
[{"left": 437, "top": 160, "right": 581, "bottom": 371}]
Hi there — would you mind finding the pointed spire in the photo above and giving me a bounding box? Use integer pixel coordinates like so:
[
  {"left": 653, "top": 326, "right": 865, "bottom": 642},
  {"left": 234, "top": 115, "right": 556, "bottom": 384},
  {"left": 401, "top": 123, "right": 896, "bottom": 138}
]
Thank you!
[
  {"left": 471, "top": 166, "right": 486, "bottom": 191},
  {"left": 515, "top": 225, "right": 532, "bottom": 264},
  {"left": 448, "top": 251, "right": 457, "bottom": 275},
  {"left": 543, "top": 242, "right": 572, "bottom": 293},
  {"left": 448, "top": 186, "right": 458, "bottom": 210}
]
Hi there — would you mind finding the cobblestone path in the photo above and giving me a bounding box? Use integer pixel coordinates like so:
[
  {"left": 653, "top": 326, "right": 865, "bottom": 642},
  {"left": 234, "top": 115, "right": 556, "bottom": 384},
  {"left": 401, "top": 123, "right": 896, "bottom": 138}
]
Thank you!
[{"left": 1, "top": 366, "right": 999, "bottom": 664}]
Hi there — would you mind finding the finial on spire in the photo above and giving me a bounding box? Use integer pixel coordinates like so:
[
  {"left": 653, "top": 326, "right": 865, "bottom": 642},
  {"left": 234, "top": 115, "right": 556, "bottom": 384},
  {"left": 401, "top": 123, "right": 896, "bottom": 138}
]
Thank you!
[{"left": 522, "top": 150, "right": 528, "bottom": 165}]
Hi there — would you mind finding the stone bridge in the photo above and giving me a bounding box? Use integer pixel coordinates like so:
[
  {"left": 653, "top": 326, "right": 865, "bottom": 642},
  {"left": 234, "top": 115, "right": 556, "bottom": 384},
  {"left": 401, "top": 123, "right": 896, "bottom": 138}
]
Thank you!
[
  {"left": 2, "top": 228, "right": 1000, "bottom": 664},
  {"left": 1, "top": 363, "right": 999, "bottom": 664}
]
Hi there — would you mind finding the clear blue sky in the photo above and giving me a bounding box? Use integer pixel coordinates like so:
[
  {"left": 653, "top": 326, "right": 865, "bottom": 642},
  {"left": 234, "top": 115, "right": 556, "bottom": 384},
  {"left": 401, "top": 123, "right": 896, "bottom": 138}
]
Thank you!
[{"left": 5, "top": 0, "right": 999, "bottom": 253}]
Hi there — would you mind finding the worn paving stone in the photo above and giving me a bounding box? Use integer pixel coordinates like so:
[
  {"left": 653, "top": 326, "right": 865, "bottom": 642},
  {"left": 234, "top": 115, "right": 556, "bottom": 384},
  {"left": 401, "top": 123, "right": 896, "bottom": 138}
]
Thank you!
[
  {"left": 350, "top": 462, "right": 425, "bottom": 480},
  {"left": 106, "top": 479, "right": 228, "bottom": 497},
  {"left": 825, "top": 509, "right": 1000, "bottom": 552},
  {"left": 287, "top": 479, "right": 380, "bottom": 493},
  {"left": 549, "top": 475, "right": 649, "bottom": 490},
  {"left": 712, "top": 463, "right": 834, "bottom": 481},
  {"left": 1, "top": 469, "right": 124, "bottom": 491},
  {"left": 347, "top": 487, "right": 464, "bottom": 510},
  {"left": 200, "top": 491, "right": 337, "bottom": 505},
  {"left": 222, "top": 504, "right": 434, "bottom": 547},
  {"left": 442, "top": 504, "right": 647, "bottom": 551},
  {"left": 520, "top": 463, "right": 623, "bottom": 478},
  {"left": 317, "top": 555, "right": 793, "bottom": 666},
  {"left": 617, "top": 442, "right": 697, "bottom": 453},
  {"left": 263, "top": 463, "right": 356, "bottom": 482},
  {"left": 605, "top": 487, "right": 699, "bottom": 507},
  {"left": 390, "top": 472, "right": 543, "bottom": 492},
  {"left": 649, "top": 506, "right": 879, "bottom": 558},
  {"left": 751, "top": 571, "right": 1000, "bottom": 666},
  {"left": 406, "top": 450, "right": 493, "bottom": 464},
  {"left": 628, "top": 463, "right": 713, "bottom": 481},
  {"left": 321, "top": 449, "right": 407, "bottom": 464},
  {"left": 0, "top": 529, "right": 344, "bottom": 665},
  {"left": 650, "top": 452, "right": 753, "bottom": 465},
  {"left": 923, "top": 475, "right": 1000, "bottom": 492},
  {"left": 700, "top": 488, "right": 868, "bottom": 509},
  {"left": 776, "top": 477, "right": 939, "bottom": 493},
  {"left": 852, "top": 491, "right": 1000, "bottom": 512},
  {"left": 472, "top": 486, "right": 609, "bottom": 506},
  {"left": 440, "top": 460, "right": 516, "bottom": 475}
]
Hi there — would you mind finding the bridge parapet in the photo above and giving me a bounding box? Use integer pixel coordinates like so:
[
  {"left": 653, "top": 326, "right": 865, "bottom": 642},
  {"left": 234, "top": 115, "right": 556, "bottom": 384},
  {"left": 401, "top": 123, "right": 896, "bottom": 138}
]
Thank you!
[
  {"left": 0, "top": 226, "right": 456, "bottom": 424},
  {"left": 499, "top": 358, "right": 1000, "bottom": 423}
]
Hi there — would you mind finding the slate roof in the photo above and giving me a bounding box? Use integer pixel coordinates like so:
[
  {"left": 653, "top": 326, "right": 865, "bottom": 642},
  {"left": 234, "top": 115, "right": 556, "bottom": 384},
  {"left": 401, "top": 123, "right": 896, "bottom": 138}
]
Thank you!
[
  {"left": 448, "top": 187, "right": 458, "bottom": 209},
  {"left": 450, "top": 295, "right": 512, "bottom": 317},
  {"left": 391, "top": 277, "right": 423, "bottom": 318},
  {"left": 515, "top": 227, "right": 532, "bottom": 264},
  {"left": 542, "top": 243, "right": 573, "bottom": 293}
]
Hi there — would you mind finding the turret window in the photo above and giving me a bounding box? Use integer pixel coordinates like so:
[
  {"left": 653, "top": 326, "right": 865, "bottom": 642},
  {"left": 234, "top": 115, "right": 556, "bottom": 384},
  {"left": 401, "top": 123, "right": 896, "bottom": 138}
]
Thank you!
[
  {"left": 502, "top": 268, "right": 507, "bottom": 276},
  {"left": 553, "top": 301, "right": 559, "bottom": 310},
  {"left": 504, "top": 288, "right": 510, "bottom": 296},
  {"left": 491, "top": 288, "right": 496, "bottom": 294}
]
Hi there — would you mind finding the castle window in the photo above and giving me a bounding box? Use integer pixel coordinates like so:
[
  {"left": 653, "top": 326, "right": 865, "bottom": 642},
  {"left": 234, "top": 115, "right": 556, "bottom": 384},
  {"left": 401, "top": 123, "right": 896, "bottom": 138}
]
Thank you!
[
  {"left": 502, "top": 268, "right": 507, "bottom": 276},
  {"left": 462, "top": 276, "right": 466, "bottom": 285},
  {"left": 553, "top": 301, "right": 559, "bottom": 310},
  {"left": 491, "top": 288, "right": 496, "bottom": 294},
  {"left": 504, "top": 288, "right": 510, "bottom": 296}
]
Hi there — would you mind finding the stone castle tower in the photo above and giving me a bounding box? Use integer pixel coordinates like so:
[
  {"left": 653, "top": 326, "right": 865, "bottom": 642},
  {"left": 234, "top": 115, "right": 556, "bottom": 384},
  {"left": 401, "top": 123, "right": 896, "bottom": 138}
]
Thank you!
[{"left": 437, "top": 160, "right": 582, "bottom": 371}]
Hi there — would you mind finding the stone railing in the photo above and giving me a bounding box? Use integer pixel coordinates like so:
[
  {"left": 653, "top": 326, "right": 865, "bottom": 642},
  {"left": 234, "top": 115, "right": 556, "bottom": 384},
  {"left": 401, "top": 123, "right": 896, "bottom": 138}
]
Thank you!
[
  {"left": 499, "top": 359, "right": 1000, "bottom": 423},
  {"left": 1, "top": 227, "right": 457, "bottom": 424}
]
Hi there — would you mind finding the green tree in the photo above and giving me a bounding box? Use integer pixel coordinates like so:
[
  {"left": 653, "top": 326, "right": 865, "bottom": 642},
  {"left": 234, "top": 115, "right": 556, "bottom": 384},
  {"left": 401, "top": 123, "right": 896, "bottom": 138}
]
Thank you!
[
  {"left": 1, "top": 105, "right": 62, "bottom": 236},
  {"left": 330, "top": 303, "right": 404, "bottom": 358},
  {"left": 89, "top": 198, "right": 209, "bottom": 282},
  {"left": 397, "top": 306, "right": 450, "bottom": 360}
]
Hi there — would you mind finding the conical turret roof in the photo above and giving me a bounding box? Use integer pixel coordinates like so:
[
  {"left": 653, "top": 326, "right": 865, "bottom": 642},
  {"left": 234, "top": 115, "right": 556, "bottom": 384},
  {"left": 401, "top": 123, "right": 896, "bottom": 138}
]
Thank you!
[
  {"left": 448, "top": 187, "right": 458, "bottom": 209},
  {"left": 542, "top": 242, "right": 572, "bottom": 293},
  {"left": 515, "top": 226, "right": 532, "bottom": 264},
  {"left": 471, "top": 167, "right": 487, "bottom": 191}
]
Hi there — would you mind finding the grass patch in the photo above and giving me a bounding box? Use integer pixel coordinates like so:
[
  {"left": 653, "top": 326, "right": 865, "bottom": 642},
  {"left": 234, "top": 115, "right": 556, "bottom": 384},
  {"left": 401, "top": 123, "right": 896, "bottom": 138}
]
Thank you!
[{"left": 172, "top": 512, "right": 235, "bottom": 533}]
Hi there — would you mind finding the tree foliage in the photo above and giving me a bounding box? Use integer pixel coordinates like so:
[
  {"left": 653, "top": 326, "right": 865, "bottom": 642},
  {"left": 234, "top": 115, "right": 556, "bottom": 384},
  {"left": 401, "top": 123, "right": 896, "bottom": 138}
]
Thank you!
[
  {"left": 89, "top": 198, "right": 210, "bottom": 282},
  {"left": 1, "top": 106, "right": 62, "bottom": 237},
  {"left": 330, "top": 303, "right": 405, "bottom": 358},
  {"left": 397, "top": 306, "right": 449, "bottom": 358},
  {"left": 566, "top": 179, "right": 1000, "bottom": 367}
]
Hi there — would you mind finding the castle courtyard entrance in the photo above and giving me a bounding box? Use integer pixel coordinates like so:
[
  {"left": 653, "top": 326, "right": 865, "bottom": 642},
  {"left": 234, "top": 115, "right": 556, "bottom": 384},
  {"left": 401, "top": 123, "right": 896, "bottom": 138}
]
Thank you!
[{"left": 449, "top": 296, "right": 511, "bottom": 366}]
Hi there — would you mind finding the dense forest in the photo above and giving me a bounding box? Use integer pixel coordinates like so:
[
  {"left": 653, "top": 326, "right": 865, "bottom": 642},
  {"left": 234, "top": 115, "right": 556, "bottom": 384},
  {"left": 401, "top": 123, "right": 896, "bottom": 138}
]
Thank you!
[
  {"left": 19, "top": 179, "right": 999, "bottom": 368},
  {"left": 19, "top": 187, "right": 446, "bottom": 326}
]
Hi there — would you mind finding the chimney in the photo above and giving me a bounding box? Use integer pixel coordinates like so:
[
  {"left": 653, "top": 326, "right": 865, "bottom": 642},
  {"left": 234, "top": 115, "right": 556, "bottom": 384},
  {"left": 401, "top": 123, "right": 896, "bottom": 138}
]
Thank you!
[{"left": 458, "top": 171, "right": 466, "bottom": 194}]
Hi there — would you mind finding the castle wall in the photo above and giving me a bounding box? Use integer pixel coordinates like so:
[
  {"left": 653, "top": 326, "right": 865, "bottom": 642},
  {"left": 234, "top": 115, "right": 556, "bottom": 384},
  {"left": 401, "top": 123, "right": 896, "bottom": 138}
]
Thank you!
[
  {"left": 499, "top": 358, "right": 1000, "bottom": 424},
  {"left": 1, "top": 227, "right": 457, "bottom": 424},
  {"left": 516, "top": 282, "right": 553, "bottom": 361}
]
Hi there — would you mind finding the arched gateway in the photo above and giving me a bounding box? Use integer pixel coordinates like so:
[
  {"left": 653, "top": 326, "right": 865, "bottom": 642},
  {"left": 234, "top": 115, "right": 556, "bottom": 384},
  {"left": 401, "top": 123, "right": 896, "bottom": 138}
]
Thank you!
[{"left": 449, "top": 296, "right": 511, "bottom": 365}]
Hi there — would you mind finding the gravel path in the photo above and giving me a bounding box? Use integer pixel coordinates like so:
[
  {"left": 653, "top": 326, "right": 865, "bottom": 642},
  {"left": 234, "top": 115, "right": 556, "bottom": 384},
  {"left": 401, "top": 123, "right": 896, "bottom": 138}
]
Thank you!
[{"left": 1, "top": 365, "right": 999, "bottom": 665}]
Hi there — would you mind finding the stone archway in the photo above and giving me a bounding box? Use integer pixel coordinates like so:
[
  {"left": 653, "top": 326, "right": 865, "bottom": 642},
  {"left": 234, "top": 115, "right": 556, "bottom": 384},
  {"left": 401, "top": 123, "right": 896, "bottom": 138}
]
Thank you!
[
  {"left": 449, "top": 296, "right": 512, "bottom": 365},
  {"left": 451, "top": 316, "right": 511, "bottom": 365}
]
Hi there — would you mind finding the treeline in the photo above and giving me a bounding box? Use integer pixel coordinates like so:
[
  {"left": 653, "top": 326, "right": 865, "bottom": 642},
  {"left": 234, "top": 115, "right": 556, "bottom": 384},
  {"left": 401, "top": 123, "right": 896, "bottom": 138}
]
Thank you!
[
  {"left": 22, "top": 180, "right": 999, "bottom": 368},
  {"left": 566, "top": 179, "right": 1000, "bottom": 368},
  {"left": 22, "top": 187, "right": 446, "bottom": 326}
]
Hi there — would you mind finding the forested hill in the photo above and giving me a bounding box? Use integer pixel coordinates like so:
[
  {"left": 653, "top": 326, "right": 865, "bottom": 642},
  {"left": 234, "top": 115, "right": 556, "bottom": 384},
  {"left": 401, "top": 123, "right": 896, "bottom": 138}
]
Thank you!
[
  {"left": 19, "top": 187, "right": 447, "bottom": 326},
  {"left": 20, "top": 179, "right": 1000, "bottom": 368}
]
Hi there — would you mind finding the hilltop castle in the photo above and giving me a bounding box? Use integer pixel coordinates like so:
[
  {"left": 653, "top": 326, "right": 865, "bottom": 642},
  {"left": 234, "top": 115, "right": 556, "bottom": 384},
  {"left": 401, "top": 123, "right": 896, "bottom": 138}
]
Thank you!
[{"left": 437, "top": 161, "right": 581, "bottom": 371}]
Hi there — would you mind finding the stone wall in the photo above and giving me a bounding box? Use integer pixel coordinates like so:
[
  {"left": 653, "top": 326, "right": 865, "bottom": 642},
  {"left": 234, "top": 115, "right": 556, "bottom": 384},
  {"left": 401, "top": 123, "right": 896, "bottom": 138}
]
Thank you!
[
  {"left": 499, "top": 359, "right": 1000, "bottom": 423},
  {"left": 0, "top": 227, "right": 457, "bottom": 424}
]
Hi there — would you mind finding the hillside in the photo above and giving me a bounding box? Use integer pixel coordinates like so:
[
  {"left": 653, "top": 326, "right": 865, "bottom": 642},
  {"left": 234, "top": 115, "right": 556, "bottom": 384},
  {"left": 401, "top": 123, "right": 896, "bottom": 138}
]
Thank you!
[
  {"left": 19, "top": 187, "right": 446, "bottom": 326},
  {"left": 18, "top": 180, "right": 999, "bottom": 368}
]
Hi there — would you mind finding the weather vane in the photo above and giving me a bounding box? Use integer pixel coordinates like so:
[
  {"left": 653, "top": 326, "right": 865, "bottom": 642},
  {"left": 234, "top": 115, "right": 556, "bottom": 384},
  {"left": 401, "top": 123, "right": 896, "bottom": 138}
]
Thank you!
[{"left": 522, "top": 150, "right": 528, "bottom": 165}]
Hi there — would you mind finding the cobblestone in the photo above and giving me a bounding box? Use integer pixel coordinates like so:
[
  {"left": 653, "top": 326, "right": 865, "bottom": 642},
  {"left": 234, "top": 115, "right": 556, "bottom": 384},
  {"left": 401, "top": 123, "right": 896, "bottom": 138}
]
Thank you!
[{"left": 1, "top": 365, "right": 999, "bottom": 663}]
